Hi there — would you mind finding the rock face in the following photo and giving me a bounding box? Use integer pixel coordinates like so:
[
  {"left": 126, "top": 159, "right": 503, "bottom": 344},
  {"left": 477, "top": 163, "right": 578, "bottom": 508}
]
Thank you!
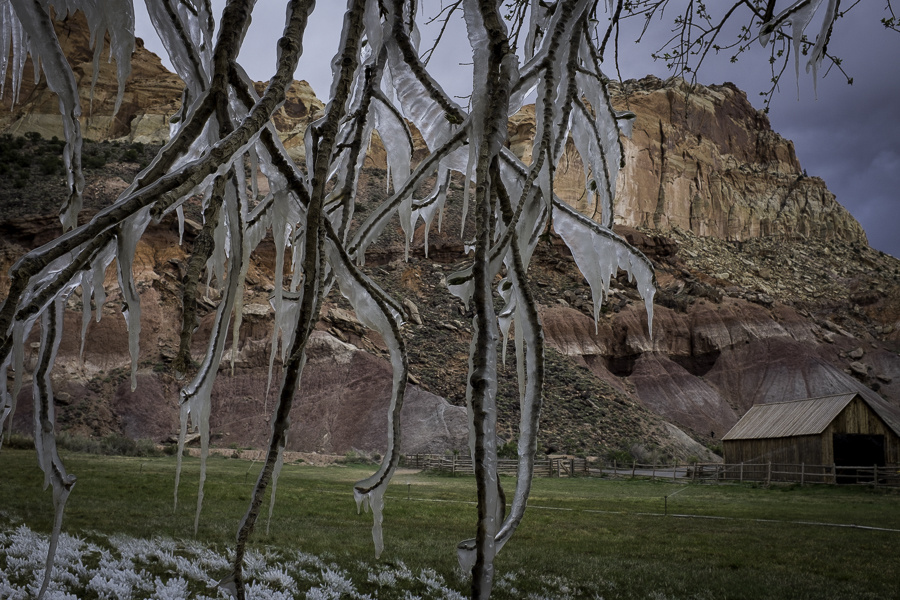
[
  {"left": 508, "top": 76, "right": 867, "bottom": 246},
  {"left": 0, "top": 12, "right": 324, "bottom": 152},
  {"left": 610, "top": 77, "right": 866, "bottom": 245},
  {"left": 0, "top": 12, "right": 182, "bottom": 144}
]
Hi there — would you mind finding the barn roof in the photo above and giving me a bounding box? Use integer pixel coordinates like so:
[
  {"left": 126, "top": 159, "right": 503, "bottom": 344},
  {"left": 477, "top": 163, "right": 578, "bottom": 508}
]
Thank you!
[{"left": 722, "top": 393, "right": 899, "bottom": 441}]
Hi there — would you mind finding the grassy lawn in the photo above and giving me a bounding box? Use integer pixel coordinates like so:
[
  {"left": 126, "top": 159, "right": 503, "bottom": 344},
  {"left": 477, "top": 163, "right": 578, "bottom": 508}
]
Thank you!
[{"left": 1, "top": 448, "right": 899, "bottom": 599}]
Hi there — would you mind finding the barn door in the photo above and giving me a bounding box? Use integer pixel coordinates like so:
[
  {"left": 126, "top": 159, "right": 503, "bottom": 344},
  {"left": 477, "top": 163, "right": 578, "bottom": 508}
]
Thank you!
[{"left": 833, "top": 434, "right": 885, "bottom": 483}]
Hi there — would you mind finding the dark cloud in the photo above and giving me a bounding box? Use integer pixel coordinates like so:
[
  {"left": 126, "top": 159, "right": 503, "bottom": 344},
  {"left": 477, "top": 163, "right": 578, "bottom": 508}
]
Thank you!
[{"left": 135, "top": 2, "right": 900, "bottom": 257}]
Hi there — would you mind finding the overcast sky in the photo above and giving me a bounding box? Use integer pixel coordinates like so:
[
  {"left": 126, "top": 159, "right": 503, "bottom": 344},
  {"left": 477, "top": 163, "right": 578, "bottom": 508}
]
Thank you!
[{"left": 135, "top": 2, "right": 900, "bottom": 258}]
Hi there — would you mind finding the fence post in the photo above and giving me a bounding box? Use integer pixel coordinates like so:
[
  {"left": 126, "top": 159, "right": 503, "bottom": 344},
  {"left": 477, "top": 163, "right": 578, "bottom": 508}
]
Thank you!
[
  {"left": 801, "top": 463, "right": 805, "bottom": 486},
  {"left": 832, "top": 463, "right": 836, "bottom": 485},
  {"left": 570, "top": 458, "right": 575, "bottom": 478},
  {"left": 874, "top": 464, "right": 878, "bottom": 486},
  {"left": 767, "top": 461, "right": 772, "bottom": 486},
  {"left": 652, "top": 462, "right": 656, "bottom": 481},
  {"left": 557, "top": 459, "right": 561, "bottom": 478},
  {"left": 674, "top": 460, "right": 678, "bottom": 481},
  {"left": 632, "top": 461, "right": 636, "bottom": 479},
  {"left": 451, "top": 454, "right": 456, "bottom": 476},
  {"left": 740, "top": 462, "right": 743, "bottom": 483}
]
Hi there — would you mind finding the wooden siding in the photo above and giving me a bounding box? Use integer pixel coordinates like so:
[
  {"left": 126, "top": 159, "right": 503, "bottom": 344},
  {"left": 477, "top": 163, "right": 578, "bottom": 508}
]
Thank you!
[{"left": 723, "top": 434, "right": 824, "bottom": 465}]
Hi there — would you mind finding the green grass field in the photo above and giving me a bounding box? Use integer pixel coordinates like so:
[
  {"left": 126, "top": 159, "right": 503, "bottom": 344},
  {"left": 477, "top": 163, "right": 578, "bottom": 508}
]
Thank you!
[{"left": 1, "top": 448, "right": 899, "bottom": 599}]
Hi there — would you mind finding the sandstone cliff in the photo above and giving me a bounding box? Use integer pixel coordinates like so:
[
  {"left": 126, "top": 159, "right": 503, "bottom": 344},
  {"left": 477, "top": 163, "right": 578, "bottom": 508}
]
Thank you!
[
  {"left": 1, "top": 12, "right": 324, "bottom": 157},
  {"left": 506, "top": 76, "right": 867, "bottom": 246}
]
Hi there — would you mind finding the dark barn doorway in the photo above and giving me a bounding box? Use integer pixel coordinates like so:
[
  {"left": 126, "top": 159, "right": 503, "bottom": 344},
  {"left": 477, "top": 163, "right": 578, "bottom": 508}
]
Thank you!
[{"left": 833, "top": 434, "right": 885, "bottom": 483}]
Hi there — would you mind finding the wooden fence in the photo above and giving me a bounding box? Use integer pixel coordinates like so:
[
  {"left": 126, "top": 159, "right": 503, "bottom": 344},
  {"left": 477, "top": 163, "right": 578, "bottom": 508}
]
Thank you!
[{"left": 401, "top": 454, "right": 900, "bottom": 487}]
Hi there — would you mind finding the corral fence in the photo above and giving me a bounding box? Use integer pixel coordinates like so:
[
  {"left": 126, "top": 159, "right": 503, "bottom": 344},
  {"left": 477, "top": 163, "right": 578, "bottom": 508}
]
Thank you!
[{"left": 401, "top": 454, "right": 900, "bottom": 487}]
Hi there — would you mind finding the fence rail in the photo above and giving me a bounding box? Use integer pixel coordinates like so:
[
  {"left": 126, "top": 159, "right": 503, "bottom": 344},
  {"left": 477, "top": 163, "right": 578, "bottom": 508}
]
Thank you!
[{"left": 401, "top": 455, "right": 900, "bottom": 487}]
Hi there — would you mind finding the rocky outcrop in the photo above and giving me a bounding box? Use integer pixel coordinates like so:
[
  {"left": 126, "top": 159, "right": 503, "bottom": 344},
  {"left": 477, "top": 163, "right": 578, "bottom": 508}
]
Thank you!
[
  {"left": 506, "top": 76, "right": 867, "bottom": 246},
  {"left": 0, "top": 12, "right": 182, "bottom": 144},
  {"left": 0, "top": 12, "right": 324, "bottom": 153},
  {"left": 609, "top": 77, "right": 866, "bottom": 245}
]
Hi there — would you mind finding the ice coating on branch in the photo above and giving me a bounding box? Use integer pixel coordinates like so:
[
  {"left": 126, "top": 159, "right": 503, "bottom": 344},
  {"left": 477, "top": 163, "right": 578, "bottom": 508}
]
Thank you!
[
  {"left": 573, "top": 64, "right": 625, "bottom": 228},
  {"left": 552, "top": 201, "right": 655, "bottom": 334},
  {"left": 0, "top": 2, "right": 673, "bottom": 597},
  {"left": 327, "top": 234, "right": 406, "bottom": 557},
  {"left": 0, "top": 0, "right": 28, "bottom": 104},
  {"left": 145, "top": 0, "right": 211, "bottom": 95},
  {"left": 446, "top": 266, "right": 474, "bottom": 309},
  {"left": 384, "top": 4, "right": 462, "bottom": 154},
  {"left": 760, "top": 0, "right": 832, "bottom": 94}
]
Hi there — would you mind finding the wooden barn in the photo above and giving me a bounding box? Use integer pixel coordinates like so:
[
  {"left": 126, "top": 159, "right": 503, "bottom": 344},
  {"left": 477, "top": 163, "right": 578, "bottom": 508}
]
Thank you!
[{"left": 723, "top": 392, "right": 900, "bottom": 468}]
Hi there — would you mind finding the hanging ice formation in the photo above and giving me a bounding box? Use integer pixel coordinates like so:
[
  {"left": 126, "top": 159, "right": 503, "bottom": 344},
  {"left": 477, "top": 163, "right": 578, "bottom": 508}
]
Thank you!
[{"left": 0, "top": 1, "right": 840, "bottom": 599}]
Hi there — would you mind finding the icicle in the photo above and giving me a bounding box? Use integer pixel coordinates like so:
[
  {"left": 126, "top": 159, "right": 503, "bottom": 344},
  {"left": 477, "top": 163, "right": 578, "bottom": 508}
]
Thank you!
[
  {"left": 0, "top": 355, "right": 11, "bottom": 450},
  {"left": 760, "top": 0, "right": 826, "bottom": 96},
  {"left": 372, "top": 100, "right": 413, "bottom": 258},
  {"left": 79, "top": 269, "right": 92, "bottom": 360},
  {"left": 32, "top": 298, "right": 76, "bottom": 600},
  {"left": 266, "top": 192, "right": 291, "bottom": 405},
  {"left": 9, "top": 0, "right": 85, "bottom": 229},
  {"left": 0, "top": 317, "right": 32, "bottom": 442},
  {"left": 460, "top": 147, "right": 475, "bottom": 238},
  {"left": 91, "top": 251, "right": 109, "bottom": 323},
  {"left": 173, "top": 400, "right": 189, "bottom": 512},
  {"left": 266, "top": 445, "right": 286, "bottom": 536},
  {"left": 552, "top": 200, "right": 655, "bottom": 335},
  {"left": 115, "top": 208, "right": 152, "bottom": 391},
  {"left": 229, "top": 165, "right": 251, "bottom": 376},
  {"left": 207, "top": 204, "right": 228, "bottom": 292},
  {"left": 497, "top": 278, "right": 515, "bottom": 366},
  {"left": 176, "top": 205, "right": 185, "bottom": 245},
  {"left": 411, "top": 170, "right": 449, "bottom": 258}
]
